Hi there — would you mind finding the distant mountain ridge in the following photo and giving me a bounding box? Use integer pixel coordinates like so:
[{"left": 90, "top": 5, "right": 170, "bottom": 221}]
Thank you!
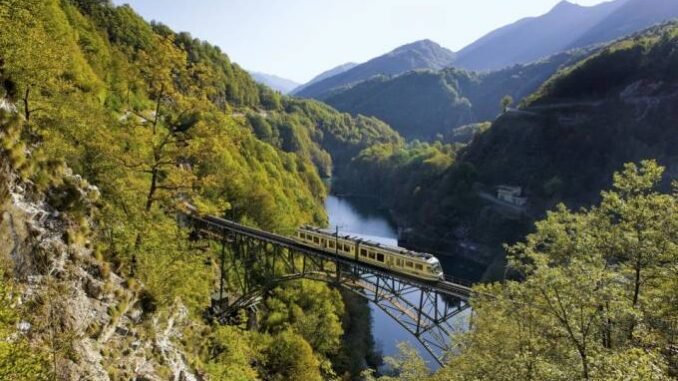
[
  {"left": 323, "top": 51, "right": 585, "bottom": 140},
  {"left": 453, "top": 0, "right": 678, "bottom": 71},
  {"left": 249, "top": 71, "right": 300, "bottom": 94},
  {"left": 295, "top": 39, "right": 456, "bottom": 99},
  {"left": 307, "top": 0, "right": 678, "bottom": 140},
  {"left": 568, "top": 0, "right": 678, "bottom": 48},
  {"left": 292, "top": 62, "right": 357, "bottom": 95}
]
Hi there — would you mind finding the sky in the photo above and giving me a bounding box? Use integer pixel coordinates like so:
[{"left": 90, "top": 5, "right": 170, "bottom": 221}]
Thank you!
[{"left": 112, "top": 0, "right": 612, "bottom": 83}]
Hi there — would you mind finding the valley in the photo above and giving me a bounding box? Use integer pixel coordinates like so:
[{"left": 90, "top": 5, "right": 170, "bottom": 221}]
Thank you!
[{"left": 0, "top": 0, "right": 677, "bottom": 380}]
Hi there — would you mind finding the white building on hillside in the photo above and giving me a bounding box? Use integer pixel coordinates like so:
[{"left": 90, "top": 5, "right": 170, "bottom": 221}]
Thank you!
[{"left": 497, "top": 185, "right": 527, "bottom": 207}]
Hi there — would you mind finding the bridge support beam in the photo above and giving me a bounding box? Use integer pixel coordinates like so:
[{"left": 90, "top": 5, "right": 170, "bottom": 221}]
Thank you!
[{"left": 186, "top": 214, "right": 472, "bottom": 366}]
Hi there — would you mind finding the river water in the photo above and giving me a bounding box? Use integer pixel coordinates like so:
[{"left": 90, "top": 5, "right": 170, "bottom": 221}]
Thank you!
[{"left": 325, "top": 195, "right": 469, "bottom": 370}]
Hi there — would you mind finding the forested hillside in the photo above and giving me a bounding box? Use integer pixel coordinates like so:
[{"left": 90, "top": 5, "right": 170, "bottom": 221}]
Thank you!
[
  {"left": 2, "top": 1, "right": 677, "bottom": 380},
  {"left": 324, "top": 51, "right": 583, "bottom": 140},
  {"left": 0, "top": 0, "right": 397, "bottom": 379},
  {"left": 336, "top": 24, "right": 678, "bottom": 379},
  {"left": 367, "top": 161, "right": 678, "bottom": 380},
  {"left": 336, "top": 21, "right": 678, "bottom": 269}
]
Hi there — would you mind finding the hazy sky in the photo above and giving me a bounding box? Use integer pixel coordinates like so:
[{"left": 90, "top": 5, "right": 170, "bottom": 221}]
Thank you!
[{"left": 112, "top": 0, "right": 611, "bottom": 83}]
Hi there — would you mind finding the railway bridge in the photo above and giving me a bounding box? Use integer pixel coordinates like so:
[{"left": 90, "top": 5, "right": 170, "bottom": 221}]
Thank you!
[{"left": 184, "top": 212, "right": 474, "bottom": 365}]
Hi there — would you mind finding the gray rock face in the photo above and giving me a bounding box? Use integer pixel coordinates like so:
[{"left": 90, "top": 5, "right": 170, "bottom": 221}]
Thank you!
[{"left": 1, "top": 166, "right": 199, "bottom": 380}]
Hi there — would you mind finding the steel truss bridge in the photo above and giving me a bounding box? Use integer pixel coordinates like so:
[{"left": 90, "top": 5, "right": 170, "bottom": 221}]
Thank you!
[{"left": 185, "top": 212, "right": 474, "bottom": 365}]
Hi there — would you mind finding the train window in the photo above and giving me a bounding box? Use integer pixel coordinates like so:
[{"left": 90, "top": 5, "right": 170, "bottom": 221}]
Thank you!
[
  {"left": 396, "top": 259, "right": 403, "bottom": 267},
  {"left": 415, "top": 264, "right": 423, "bottom": 271},
  {"left": 329, "top": 241, "right": 335, "bottom": 248},
  {"left": 406, "top": 261, "right": 413, "bottom": 268},
  {"left": 360, "top": 249, "right": 367, "bottom": 257},
  {"left": 344, "top": 244, "right": 351, "bottom": 252},
  {"left": 376, "top": 253, "right": 384, "bottom": 262},
  {"left": 368, "top": 252, "right": 376, "bottom": 260},
  {"left": 313, "top": 236, "right": 319, "bottom": 244}
]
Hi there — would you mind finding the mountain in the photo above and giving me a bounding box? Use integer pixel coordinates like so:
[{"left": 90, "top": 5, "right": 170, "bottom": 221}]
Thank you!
[
  {"left": 424, "top": 22, "right": 678, "bottom": 239},
  {"left": 324, "top": 51, "right": 585, "bottom": 140},
  {"left": 569, "top": 0, "right": 678, "bottom": 48},
  {"left": 292, "top": 62, "right": 358, "bottom": 95},
  {"left": 467, "top": 22, "right": 678, "bottom": 204},
  {"left": 453, "top": 0, "right": 678, "bottom": 71},
  {"left": 249, "top": 71, "right": 300, "bottom": 94},
  {"left": 335, "top": 21, "right": 678, "bottom": 276},
  {"left": 295, "top": 39, "right": 456, "bottom": 99}
]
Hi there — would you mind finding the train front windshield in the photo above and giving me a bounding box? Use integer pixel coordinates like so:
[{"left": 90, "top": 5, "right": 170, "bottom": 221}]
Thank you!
[{"left": 432, "top": 262, "right": 443, "bottom": 275}]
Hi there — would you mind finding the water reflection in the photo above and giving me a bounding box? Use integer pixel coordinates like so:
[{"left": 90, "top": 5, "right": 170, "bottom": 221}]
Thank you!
[
  {"left": 325, "top": 196, "right": 398, "bottom": 245},
  {"left": 325, "top": 195, "right": 442, "bottom": 369}
]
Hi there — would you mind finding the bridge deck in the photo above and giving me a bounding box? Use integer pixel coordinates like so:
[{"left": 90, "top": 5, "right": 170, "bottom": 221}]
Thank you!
[{"left": 185, "top": 213, "right": 473, "bottom": 299}]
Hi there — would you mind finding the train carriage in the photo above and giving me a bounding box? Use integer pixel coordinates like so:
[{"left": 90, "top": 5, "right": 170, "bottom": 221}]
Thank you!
[{"left": 295, "top": 226, "right": 444, "bottom": 281}]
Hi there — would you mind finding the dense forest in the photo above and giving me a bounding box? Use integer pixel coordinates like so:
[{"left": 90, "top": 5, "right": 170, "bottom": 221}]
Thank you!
[
  {"left": 368, "top": 161, "right": 678, "bottom": 380},
  {"left": 324, "top": 51, "right": 584, "bottom": 140},
  {"left": 0, "top": 0, "right": 397, "bottom": 379},
  {"left": 336, "top": 22, "right": 678, "bottom": 265}
]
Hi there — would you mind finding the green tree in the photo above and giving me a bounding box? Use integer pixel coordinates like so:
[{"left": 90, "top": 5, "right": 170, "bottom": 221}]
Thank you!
[
  {"left": 500, "top": 95, "right": 513, "bottom": 113},
  {"left": 262, "top": 330, "right": 322, "bottom": 381},
  {"left": 0, "top": 0, "right": 67, "bottom": 128},
  {"left": 202, "top": 326, "right": 260, "bottom": 381},
  {"left": 0, "top": 273, "right": 50, "bottom": 381},
  {"left": 379, "top": 343, "right": 431, "bottom": 381},
  {"left": 262, "top": 280, "right": 344, "bottom": 357},
  {"left": 437, "top": 161, "right": 676, "bottom": 381},
  {"left": 598, "top": 161, "right": 677, "bottom": 322}
]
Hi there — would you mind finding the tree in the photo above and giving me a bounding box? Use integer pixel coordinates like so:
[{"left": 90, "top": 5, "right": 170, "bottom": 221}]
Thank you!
[
  {"left": 0, "top": 273, "right": 50, "bottom": 381},
  {"left": 436, "top": 161, "right": 676, "bottom": 381},
  {"left": 599, "top": 161, "right": 677, "bottom": 314},
  {"left": 261, "top": 280, "right": 344, "bottom": 357},
  {"left": 0, "top": 0, "right": 72, "bottom": 133},
  {"left": 262, "top": 330, "right": 322, "bottom": 381},
  {"left": 501, "top": 95, "right": 513, "bottom": 113},
  {"left": 202, "top": 326, "right": 259, "bottom": 381},
  {"left": 379, "top": 343, "right": 431, "bottom": 381}
]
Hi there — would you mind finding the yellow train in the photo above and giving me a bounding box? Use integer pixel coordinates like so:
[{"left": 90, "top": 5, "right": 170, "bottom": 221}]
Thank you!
[{"left": 295, "top": 226, "right": 444, "bottom": 281}]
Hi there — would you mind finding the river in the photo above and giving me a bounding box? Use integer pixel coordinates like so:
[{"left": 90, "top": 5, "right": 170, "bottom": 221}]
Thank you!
[{"left": 325, "top": 195, "right": 470, "bottom": 370}]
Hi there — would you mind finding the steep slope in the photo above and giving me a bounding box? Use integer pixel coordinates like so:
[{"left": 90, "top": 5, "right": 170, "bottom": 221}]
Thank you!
[
  {"left": 453, "top": 0, "right": 678, "bottom": 71},
  {"left": 295, "top": 39, "right": 456, "bottom": 99},
  {"left": 292, "top": 62, "right": 357, "bottom": 95},
  {"left": 0, "top": 1, "right": 399, "bottom": 379},
  {"left": 249, "top": 71, "right": 300, "bottom": 94},
  {"left": 442, "top": 22, "right": 678, "bottom": 240},
  {"left": 325, "top": 51, "right": 582, "bottom": 140}
]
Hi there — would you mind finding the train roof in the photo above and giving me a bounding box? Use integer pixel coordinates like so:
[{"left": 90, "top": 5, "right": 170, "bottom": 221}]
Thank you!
[{"left": 299, "top": 225, "right": 439, "bottom": 262}]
